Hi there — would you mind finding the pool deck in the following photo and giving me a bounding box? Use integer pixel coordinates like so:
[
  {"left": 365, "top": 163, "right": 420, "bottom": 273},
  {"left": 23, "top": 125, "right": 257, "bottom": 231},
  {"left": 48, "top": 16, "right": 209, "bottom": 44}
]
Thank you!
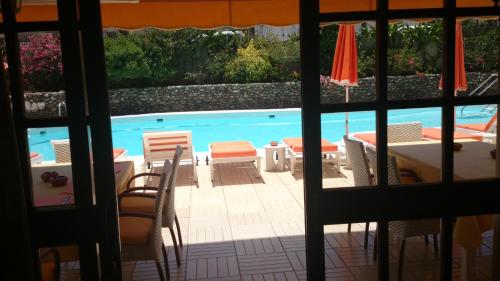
[{"left": 59, "top": 156, "right": 493, "bottom": 281}]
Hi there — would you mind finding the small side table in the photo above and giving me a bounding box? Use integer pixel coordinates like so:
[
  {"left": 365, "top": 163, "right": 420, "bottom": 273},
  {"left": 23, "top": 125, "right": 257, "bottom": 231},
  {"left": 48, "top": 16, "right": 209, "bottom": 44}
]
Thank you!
[{"left": 263, "top": 144, "right": 287, "bottom": 172}]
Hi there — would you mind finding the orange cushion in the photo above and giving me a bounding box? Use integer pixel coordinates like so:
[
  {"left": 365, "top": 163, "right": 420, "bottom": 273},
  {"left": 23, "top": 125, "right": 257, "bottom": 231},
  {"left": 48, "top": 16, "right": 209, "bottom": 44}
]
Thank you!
[
  {"left": 456, "top": 114, "right": 496, "bottom": 133},
  {"left": 113, "top": 148, "right": 125, "bottom": 159},
  {"left": 120, "top": 196, "right": 155, "bottom": 214},
  {"left": 456, "top": 123, "right": 488, "bottom": 132},
  {"left": 422, "top": 128, "right": 483, "bottom": 142},
  {"left": 283, "top": 137, "right": 338, "bottom": 153},
  {"left": 210, "top": 141, "right": 257, "bottom": 158},
  {"left": 30, "top": 152, "right": 40, "bottom": 159},
  {"left": 351, "top": 133, "right": 377, "bottom": 146},
  {"left": 119, "top": 216, "right": 153, "bottom": 245}
]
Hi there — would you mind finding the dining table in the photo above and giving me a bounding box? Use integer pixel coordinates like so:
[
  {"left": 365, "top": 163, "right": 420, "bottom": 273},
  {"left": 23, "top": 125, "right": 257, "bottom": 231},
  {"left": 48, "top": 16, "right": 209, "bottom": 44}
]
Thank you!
[
  {"left": 388, "top": 139, "right": 497, "bottom": 281},
  {"left": 31, "top": 160, "right": 135, "bottom": 207}
]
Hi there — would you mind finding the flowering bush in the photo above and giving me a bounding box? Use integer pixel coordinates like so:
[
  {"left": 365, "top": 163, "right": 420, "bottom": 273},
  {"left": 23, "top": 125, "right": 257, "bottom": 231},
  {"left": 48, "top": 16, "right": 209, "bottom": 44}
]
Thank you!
[{"left": 20, "top": 33, "right": 64, "bottom": 91}]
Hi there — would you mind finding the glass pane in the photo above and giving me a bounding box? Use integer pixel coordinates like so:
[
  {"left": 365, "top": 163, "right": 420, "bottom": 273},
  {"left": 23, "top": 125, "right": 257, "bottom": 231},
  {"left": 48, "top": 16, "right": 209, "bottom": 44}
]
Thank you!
[
  {"left": 389, "top": 0, "right": 443, "bottom": 9},
  {"left": 320, "top": 0, "right": 377, "bottom": 13},
  {"left": 454, "top": 105, "right": 498, "bottom": 181},
  {"left": 321, "top": 111, "right": 376, "bottom": 189},
  {"left": 457, "top": 0, "right": 497, "bottom": 7},
  {"left": 324, "top": 224, "right": 377, "bottom": 280},
  {"left": 388, "top": 218, "right": 441, "bottom": 280},
  {"left": 38, "top": 245, "right": 80, "bottom": 281},
  {"left": 28, "top": 127, "right": 75, "bottom": 207},
  {"left": 453, "top": 213, "right": 498, "bottom": 280},
  {"left": 17, "top": 4, "right": 58, "bottom": 22},
  {"left": 460, "top": 18, "right": 499, "bottom": 97},
  {"left": 320, "top": 22, "right": 377, "bottom": 105},
  {"left": 387, "top": 108, "right": 442, "bottom": 184},
  {"left": 388, "top": 19, "right": 444, "bottom": 101},
  {"left": 20, "top": 32, "right": 66, "bottom": 118}
]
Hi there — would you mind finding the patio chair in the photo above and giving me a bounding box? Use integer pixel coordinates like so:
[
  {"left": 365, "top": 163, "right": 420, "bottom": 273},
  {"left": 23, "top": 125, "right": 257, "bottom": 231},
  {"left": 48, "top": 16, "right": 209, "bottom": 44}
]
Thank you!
[
  {"left": 365, "top": 146, "right": 440, "bottom": 281},
  {"left": 118, "top": 159, "right": 173, "bottom": 281},
  {"left": 282, "top": 137, "right": 339, "bottom": 175},
  {"left": 352, "top": 122, "right": 423, "bottom": 146},
  {"left": 30, "top": 152, "right": 43, "bottom": 165},
  {"left": 343, "top": 136, "right": 373, "bottom": 250},
  {"left": 143, "top": 130, "right": 198, "bottom": 183},
  {"left": 209, "top": 140, "right": 261, "bottom": 181},
  {"left": 51, "top": 139, "right": 127, "bottom": 163},
  {"left": 119, "top": 145, "right": 184, "bottom": 267}
]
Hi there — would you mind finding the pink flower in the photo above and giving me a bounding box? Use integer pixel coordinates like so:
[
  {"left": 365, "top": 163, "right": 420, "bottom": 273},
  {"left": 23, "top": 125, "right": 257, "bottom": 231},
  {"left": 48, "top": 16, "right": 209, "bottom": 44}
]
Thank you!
[{"left": 408, "top": 58, "right": 415, "bottom": 65}]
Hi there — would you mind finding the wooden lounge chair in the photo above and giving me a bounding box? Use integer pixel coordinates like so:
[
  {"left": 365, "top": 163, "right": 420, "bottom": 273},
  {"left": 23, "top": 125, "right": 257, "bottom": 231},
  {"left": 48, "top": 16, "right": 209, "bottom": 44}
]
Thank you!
[
  {"left": 143, "top": 130, "right": 198, "bottom": 183},
  {"left": 456, "top": 113, "right": 497, "bottom": 143},
  {"left": 456, "top": 113, "right": 497, "bottom": 134},
  {"left": 209, "top": 141, "right": 261, "bottom": 181},
  {"left": 51, "top": 139, "right": 127, "bottom": 163},
  {"left": 30, "top": 152, "right": 43, "bottom": 164},
  {"left": 282, "top": 137, "right": 339, "bottom": 175},
  {"left": 352, "top": 121, "right": 484, "bottom": 145},
  {"left": 421, "top": 127, "right": 483, "bottom": 142}
]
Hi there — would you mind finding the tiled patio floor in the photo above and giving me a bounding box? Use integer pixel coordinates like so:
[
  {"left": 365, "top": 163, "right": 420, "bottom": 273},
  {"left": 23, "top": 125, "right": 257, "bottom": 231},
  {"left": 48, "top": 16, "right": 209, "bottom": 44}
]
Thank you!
[{"left": 61, "top": 157, "right": 494, "bottom": 281}]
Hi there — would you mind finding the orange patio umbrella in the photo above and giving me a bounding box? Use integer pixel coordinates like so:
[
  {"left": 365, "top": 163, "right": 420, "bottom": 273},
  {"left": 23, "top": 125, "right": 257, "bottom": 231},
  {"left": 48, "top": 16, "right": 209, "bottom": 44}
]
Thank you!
[
  {"left": 439, "top": 21, "right": 468, "bottom": 95},
  {"left": 439, "top": 21, "right": 467, "bottom": 126},
  {"left": 330, "top": 24, "right": 358, "bottom": 137}
]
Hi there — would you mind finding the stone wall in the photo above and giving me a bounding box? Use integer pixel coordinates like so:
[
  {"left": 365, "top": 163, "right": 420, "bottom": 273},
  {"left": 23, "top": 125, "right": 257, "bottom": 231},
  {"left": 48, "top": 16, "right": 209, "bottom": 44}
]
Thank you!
[{"left": 23, "top": 72, "right": 497, "bottom": 117}]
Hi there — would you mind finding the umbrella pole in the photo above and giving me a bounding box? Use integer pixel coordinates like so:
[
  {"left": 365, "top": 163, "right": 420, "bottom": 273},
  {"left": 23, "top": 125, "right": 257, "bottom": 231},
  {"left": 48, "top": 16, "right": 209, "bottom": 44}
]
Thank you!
[
  {"left": 345, "top": 87, "right": 349, "bottom": 137},
  {"left": 344, "top": 86, "right": 352, "bottom": 170}
]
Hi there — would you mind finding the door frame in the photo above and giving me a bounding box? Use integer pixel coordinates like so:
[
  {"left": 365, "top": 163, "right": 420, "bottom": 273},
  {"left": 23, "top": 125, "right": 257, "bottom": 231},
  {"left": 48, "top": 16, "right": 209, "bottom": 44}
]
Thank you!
[
  {"left": 299, "top": 1, "right": 500, "bottom": 280},
  {"left": 0, "top": 0, "right": 121, "bottom": 279}
]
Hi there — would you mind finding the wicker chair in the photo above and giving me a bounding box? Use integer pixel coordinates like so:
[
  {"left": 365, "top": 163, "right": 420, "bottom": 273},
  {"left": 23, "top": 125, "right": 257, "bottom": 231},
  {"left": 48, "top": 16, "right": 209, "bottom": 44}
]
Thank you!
[
  {"left": 119, "top": 145, "right": 184, "bottom": 267},
  {"left": 365, "top": 146, "right": 440, "bottom": 281},
  {"left": 118, "top": 159, "right": 173, "bottom": 281},
  {"left": 343, "top": 136, "right": 373, "bottom": 250}
]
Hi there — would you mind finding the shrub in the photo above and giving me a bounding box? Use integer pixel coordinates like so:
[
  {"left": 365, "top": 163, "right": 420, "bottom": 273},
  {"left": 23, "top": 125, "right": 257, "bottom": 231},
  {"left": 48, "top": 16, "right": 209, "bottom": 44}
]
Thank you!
[
  {"left": 254, "top": 33, "right": 300, "bottom": 81},
  {"left": 20, "top": 33, "right": 64, "bottom": 91},
  {"left": 224, "top": 41, "right": 272, "bottom": 83},
  {"left": 104, "top": 34, "right": 152, "bottom": 88}
]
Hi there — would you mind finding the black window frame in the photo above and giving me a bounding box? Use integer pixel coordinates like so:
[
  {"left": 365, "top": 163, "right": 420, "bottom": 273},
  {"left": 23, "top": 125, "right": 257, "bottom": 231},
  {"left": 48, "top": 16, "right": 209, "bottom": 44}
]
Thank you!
[{"left": 300, "top": 0, "right": 500, "bottom": 280}]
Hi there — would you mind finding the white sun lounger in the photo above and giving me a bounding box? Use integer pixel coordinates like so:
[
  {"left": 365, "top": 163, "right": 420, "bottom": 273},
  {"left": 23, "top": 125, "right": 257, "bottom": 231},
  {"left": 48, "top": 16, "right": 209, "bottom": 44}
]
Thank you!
[
  {"left": 208, "top": 141, "right": 261, "bottom": 181},
  {"left": 51, "top": 139, "right": 127, "bottom": 163},
  {"left": 143, "top": 130, "right": 198, "bottom": 182}
]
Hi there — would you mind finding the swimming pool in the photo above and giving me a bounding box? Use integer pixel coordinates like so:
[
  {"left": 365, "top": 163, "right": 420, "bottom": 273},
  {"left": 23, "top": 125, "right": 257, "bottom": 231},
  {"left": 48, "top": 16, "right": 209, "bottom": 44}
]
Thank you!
[{"left": 28, "top": 106, "right": 495, "bottom": 160}]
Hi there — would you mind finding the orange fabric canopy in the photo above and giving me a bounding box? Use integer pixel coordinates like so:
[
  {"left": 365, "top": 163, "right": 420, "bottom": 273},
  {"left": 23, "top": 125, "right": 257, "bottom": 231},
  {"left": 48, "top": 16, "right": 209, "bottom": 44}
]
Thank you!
[
  {"left": 6, "top": 0, "right": 497, "bottom": 30},
  {"left": 330, "top": 24, "right": 358, "bottom": 87}
]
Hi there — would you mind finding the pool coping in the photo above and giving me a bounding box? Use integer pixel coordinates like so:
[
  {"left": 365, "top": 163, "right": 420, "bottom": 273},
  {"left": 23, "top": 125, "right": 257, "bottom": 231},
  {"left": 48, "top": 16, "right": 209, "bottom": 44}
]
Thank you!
[{"left": 111, "top": 108, "right": 302, "bottom": 119}]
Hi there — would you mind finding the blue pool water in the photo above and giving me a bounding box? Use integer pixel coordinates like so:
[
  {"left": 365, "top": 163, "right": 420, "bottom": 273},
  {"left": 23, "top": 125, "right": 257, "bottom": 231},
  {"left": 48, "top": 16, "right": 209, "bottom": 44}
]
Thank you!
[{"left": 28, "top": 106, "right": 495, "bottom": 160}]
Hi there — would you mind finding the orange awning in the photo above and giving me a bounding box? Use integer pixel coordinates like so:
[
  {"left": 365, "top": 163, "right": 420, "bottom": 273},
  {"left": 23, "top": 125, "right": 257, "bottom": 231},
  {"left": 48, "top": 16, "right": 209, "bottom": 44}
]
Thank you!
[{"left": 6, "top": 0, "right": 497, "bottom": 30}]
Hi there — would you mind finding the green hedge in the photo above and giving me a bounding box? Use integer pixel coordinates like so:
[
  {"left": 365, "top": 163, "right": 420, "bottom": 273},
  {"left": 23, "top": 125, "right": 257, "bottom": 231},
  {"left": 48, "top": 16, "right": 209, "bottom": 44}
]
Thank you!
[{"left": 4, "top": 19, "right": 498, "bottom": 91}]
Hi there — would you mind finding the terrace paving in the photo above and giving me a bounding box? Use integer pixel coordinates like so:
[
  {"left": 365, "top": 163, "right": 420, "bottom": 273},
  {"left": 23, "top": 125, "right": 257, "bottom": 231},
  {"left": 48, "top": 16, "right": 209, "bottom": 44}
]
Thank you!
[{"left": 59, "top": 156, "right": 493, "bottom": 281}]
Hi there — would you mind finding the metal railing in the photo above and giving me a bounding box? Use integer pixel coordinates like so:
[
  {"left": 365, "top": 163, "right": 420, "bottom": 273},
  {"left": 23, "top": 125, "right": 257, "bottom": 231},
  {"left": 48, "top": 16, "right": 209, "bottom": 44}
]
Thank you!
[{"left": 459, "top": 73, "right": 498, "bottom": 118}]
